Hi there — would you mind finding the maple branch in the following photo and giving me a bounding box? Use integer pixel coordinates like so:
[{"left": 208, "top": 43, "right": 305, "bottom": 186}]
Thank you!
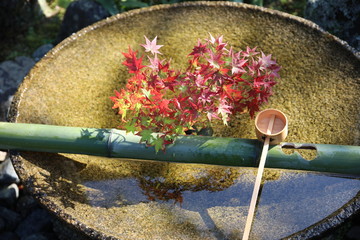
[{"left": 0, "top": 122, "right": 359, "bottom": 176}]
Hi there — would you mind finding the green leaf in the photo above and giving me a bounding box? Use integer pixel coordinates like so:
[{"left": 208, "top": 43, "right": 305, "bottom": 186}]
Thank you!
[
  {"left": 165, "top": 134, "right": 175, "bottom": 141},
  {"left": 95, "top": 0, "right": 119, "bottom": 15},
  {"left": 174, "top": 125, "right": 183, "bottom": 134},
  {"left": 241, "top": 74, "right": 252, "bottom": 80},
  {"left": 163, "top": 118, "right": 174, "bottom": 125},
  {"left": 251, "top": 0, "right": 263, "bottom": 6},
  {"left": 141, "top": 117, "right": 152, "bottom": 127},
  {"left": 56, "top": 0, "right": 74, "bottom": 8},
  {"left": 135, "top": 102, "right": 142, "bottom": 111},
  {"left": 125, "top": 122, "right": 137, "bottom": 133},
  {"left": 120, "top": 0, "right": 148, "bottom": 9},
  {"left": 153, "top": 137, "right": 164, "bottom": 152},
  {"left": 139, "top": 129, "right": 155, "bottom": 143}
]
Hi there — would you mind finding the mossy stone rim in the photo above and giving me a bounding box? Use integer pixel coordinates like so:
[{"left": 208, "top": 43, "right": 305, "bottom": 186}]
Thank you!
[{"left": 9, "top": 2, "right": 360, "bottom": 239}]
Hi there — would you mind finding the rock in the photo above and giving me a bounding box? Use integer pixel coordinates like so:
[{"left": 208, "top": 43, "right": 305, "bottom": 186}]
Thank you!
[
  {"left": 52, "top": 217, "right": 89, "bottom": 240},
  {"left": 0, "top": 68, "right": 9, "bottom": 94},
  {"left": 32, "top": 44, "right": 54, "bottom": 62},
  {"left": 56, "top": 0, "right": 110, "bottom": 44},
  {"left": 23, "top": 233, "right": 50, "bottom": 240},
  {"left": 0, "top": 231, "right": 20, "bottom": 240},
  {"left": 0, "top": 57, "right": 35, "bottom": 114},
  {"left": 0, "top": 60, "right": 24, "bottom": 88},
  {"left": 347, "top": 225, "right": 360, "bottom": 240},
  {"left": 0, "top": 57, "right": 35, "bottom": 88},
  {"left": 0, "top": 87, "right": 16, "bottom": 103},
  {"left": 0, "top": 151, "right": 7, "bottom": 162},
  {"left": 0, "top": 216, "right": 5, "bottom": 232},
  {"left": 305, "top": 0, "right": 360, "bottom": 51},
  {"left": 0, "top": 157, "right": 19, "bottom": 186},
  {"left": 14, "top": 56, "right": 35, "bottom": 72},
  {"left": 16, "top": 195, "right": 39, "bottom": 218},
  {"left": 15, "top": 208, "right": 53, "bottom": 238},
  {"left": 0, "top": 89, "right": 15, "bottom": 121},
  {"left": 0, "top": 53, "right": 37, "bottom": 122},
  {"left": 0, "top": 183, "right": 19, "bottom": 207},
  {"left": 0, "top": 206, "right": 21, "bottom": 231}
]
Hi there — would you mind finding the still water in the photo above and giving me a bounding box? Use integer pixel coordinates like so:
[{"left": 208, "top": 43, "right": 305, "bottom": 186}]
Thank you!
[{"left": 79, "top": 161, "right": 360, "bottom": 239}]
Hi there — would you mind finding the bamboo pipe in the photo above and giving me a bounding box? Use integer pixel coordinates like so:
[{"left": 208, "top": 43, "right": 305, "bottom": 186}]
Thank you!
[{"left": 0, "top": 122, "right": 359, "bottom": 175}]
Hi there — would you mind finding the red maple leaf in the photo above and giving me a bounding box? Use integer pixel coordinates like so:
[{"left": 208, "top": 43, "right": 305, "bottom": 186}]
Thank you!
[
  {"left": 223, "top": 84, "right": 243, "bottom": 101},
  {"left": 189, "top": 40, "right": 208, "bottom": 58},
  {"left": 113, "top": 35, "right": 281, "bottom": 151},
  {"left": 158, "top": 99, "right": 172, "bottom": 114},
  {"left": 122, "top": 47, "right": 145, "bottom": 74}
]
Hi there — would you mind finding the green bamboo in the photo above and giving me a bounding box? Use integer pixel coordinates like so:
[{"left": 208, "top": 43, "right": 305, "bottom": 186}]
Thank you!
[{"left": 0, "top": 122, "right": 359, "bottom": 175}]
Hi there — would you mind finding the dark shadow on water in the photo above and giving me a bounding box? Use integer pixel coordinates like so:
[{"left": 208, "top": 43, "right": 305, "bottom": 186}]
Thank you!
[
  {"left": 18, "top": 152, "right": 88, "bottom": 208},
  {"left": 18, "top": 149, "right": 243, "bottom": 207}
]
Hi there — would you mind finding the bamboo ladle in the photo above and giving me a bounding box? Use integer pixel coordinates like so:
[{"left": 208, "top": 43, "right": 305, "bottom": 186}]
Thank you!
[{"left": 242, "top": 109, "right": 288, "bottom": 240}]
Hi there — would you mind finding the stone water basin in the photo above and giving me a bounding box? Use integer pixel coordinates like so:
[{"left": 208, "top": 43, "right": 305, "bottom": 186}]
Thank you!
[{"left": 9, "top": 2, "right": 360, "bottom": 239}]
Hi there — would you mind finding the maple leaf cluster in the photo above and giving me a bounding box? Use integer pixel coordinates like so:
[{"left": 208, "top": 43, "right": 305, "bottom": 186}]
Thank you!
[{"left": 111, "top": 35, "right": 281, "bottom": 151}]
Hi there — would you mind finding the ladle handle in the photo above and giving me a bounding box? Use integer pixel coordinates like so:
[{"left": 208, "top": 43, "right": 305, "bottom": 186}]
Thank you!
[{"left": 242, "top": 115, "right": 275, "bottom": 240}]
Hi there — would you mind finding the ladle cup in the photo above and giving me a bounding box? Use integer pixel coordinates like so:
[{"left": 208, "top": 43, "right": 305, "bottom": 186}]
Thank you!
[{"left": 255, "top": 108, "right": 288, "bottom": 145}]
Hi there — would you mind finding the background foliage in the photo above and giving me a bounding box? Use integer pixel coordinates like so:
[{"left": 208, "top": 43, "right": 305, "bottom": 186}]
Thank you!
[{"left": 0, "top": 0, "right": 306, "bottom": 62}]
